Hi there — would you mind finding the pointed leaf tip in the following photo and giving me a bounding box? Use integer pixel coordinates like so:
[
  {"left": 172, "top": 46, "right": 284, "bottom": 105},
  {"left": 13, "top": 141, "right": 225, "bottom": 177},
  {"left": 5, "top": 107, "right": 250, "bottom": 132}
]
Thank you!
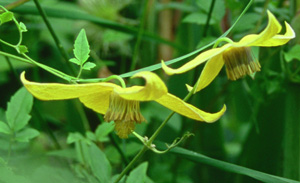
[{"left": 74, "top": 29, "right": 90, "bottom": 64}]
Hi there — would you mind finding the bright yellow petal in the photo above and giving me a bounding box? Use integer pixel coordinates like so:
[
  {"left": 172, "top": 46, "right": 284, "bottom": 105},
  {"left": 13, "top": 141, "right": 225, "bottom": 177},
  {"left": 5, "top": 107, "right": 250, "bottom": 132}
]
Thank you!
[
  {"left": 20, "top": 71, "right": 116, "bottom": 100},
  {"left": 235, "top": 10, "right": 282, "bottom": 47},
  {"left": 186, "top": 54, "right": 225, "bottom": 93},
  {"left": 114, "top": 71, "right": 168, "bottom": 101},
  {"left": 155, "top": 93, "right": 226, "bottom": 122},
  {"left": 162, "top": 44, "right": 230, "bottom": 75},
  {"left": 253, "top": 22, "right": 295, "bottom": 46},
  {"left": 79, "top": 90, "right": 111, "bottom": 114}
]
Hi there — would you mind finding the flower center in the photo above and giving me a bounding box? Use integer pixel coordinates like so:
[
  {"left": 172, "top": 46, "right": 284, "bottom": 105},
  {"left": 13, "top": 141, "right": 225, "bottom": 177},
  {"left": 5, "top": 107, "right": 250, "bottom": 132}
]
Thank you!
[
  {"left": 104, "top": 91, "right": 146, "bottom": 138},
  {"left": 223, "top": 47, "right": 261, "bottom": 80}
]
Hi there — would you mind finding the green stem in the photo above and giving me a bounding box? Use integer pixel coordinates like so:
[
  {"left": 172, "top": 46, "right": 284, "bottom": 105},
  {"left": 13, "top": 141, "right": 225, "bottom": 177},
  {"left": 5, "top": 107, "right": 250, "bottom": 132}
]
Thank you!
[
  {"left": 114, "top": 83, "right": 197, "bottom": 182},
  {"left": 0, "top": 6, "right": 23, "bottom": 46},
  {"left": 79, "top": 141, "right": 88, "bottom": 168},
  {"left": 76, "top": 65, "right": 83, "bottom": 79},
  {"left": 129, "top": 0, "right": 149, "bottom": 71},
  {"left": 0, "top": 39, "right": 16, "bottom": 48},
  {"left": 3, "top": 0, "right": 30, "bottom": 11},
  {"left": 113, "top": 146, "right": 148, "bottom": 183},
  {"left": 0, "top": 51, "right": 30, "bottom": 63},
  {"left": 0, "top": 47, "right": 18, "bottom": 78},
  {"left": 0, "top": 51, "right": 74, "bottom": 81},
  {"left": 202, "top": 0, "right": 216, "bottom": 37},
  {"left": 21, "top": 53, "right": 76, "bottom": 81},
  {"left": 213, "top": 37, "right": 233, "bottom": 48},
  {"left": 32, "top": 0, "right": 76, "bottom": 75},
  {"left": 101, "top": 75, "right": 127, "bottom": 88}
]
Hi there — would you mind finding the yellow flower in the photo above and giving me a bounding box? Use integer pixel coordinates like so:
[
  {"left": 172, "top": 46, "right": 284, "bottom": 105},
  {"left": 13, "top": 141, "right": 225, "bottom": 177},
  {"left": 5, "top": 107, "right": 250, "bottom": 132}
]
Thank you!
[
  {"left": 162, "top": 10, "right": 295, "bottom": 93},
  {"left": 21, "top": 71, "right": 226, "bottom": 138}
]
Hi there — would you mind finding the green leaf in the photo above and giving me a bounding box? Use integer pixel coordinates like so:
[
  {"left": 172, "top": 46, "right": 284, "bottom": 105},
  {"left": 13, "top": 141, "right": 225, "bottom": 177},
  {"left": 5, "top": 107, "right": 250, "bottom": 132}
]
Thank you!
[
  {"left": 0, "top": 121, "right": 11, "bottom": 135},
  {"left": 69, "top": 58, "right": 80, "bottom": 65},
  {"left": 87, "top": 142, "right": 112, "bottom": 183},
  {"left": 126, "top": 162, "right": 148, "bottom": 183},
  {"left": 15, "top": 128, "right": 39, "bottom": 142},
  {"left": 16, "top": 45, "right": 28, "bottom": 54},
  {"left": 166, "top": 145, "right": 300, "bottom": 183},
  {"left": 183, "top": 12, "right": 215, "bottom": 25},
  {"left": 284, "top": 44, "right": 300, "bottom": 62},
  {"left": 6, "top": 87, "right": 33, "bottom": 132},
  {"left": 19, "top": 22, "right": 27, "bottom": 32},
  {"left": 0, "top": 11, "right": 13, "bottom": 25},
  {"left": 67, "top": 132, "right": 85, "bottom": 144},
  {"left": 73, "top": 29, "right": 90, "bottom": 64},
  {"left": 86, "top": 131, "right": 96, "bottom": 141},
  {"left": 95, "top": 122, "right": 115, "bottom": 141},
  {"left": 82, "top": 62, "right": 96, "bottom": 70}
]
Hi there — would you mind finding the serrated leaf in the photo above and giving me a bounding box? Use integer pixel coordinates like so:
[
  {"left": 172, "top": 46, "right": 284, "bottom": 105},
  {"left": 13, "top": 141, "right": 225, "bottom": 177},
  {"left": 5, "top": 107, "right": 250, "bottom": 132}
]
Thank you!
[
  {"left": 6, "top": 87, "right": 33, "bottom": 132},
  {"left": 67, "top": 132, "right": 85, "bottom": 144},
  {"left": 95, "top": 122, "right": 115, "bottom": 141},
  {"left": 82, "top": 62, "right": 96, "bottom": 70},
  {"left": 73, "top": 29, "right": 90, "bottom": 64},
  {"left": 19, "top": 22, "right": 27, "bottom": 32},
  {"left": 0, "top": 121, "right": 11, "bottom": 135},
  {"left": 0, "top": 11, "right": 13, "bottom": 25},
  {"left": 69, "top": 58, "right": 81, "bottom": 65},
  {"left": 16, "top": 45, "right": 28, "bottom": 54},
  {"left": 126, "top": 162, "right": 148, "bottom": 183},
  {"left": 15, "top": 128, "right": 39, "bottom": 142}
]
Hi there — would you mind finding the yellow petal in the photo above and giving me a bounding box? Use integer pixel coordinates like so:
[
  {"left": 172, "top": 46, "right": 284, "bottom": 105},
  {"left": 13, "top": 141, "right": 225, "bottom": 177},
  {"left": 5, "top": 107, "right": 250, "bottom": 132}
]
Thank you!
[
  {"left": 253, "top": 22, "right": 295, "bottom": 46},
  {"left": 155, "top": 93, "right": 226, "bottom": 122},
  {"left": 114, "top": 71, "right": 168, "bottom": 101},
  {"left": 20, "top": 71, "right": 116, "bottom": 100},
  {"left": 79, "top": 90, "right": 112, "bottom": 114},
  {"left": 162, "top": 44, "right": 231, "bottom": 75},
  {"left": 235, "top": 10, "right": 282, "bottom": 47},
  {"left": 187, "top": 54, "right": 224, "bottom": 93}
]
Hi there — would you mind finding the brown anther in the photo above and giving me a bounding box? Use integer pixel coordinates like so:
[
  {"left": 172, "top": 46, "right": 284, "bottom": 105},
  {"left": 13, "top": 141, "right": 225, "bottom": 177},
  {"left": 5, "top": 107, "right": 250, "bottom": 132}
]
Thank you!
[
  {"left": 223, "top": 47, "right": 261, "bottom": 80},
  {"left": 104, "top": 91, "right": 146, "bottom": 138}
]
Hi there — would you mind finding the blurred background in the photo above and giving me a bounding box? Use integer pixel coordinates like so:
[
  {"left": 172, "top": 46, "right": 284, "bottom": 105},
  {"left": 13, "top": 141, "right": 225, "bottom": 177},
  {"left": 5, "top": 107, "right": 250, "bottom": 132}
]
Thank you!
[{"left": 0, "top": 0, "right": 299, "bottom": 182}]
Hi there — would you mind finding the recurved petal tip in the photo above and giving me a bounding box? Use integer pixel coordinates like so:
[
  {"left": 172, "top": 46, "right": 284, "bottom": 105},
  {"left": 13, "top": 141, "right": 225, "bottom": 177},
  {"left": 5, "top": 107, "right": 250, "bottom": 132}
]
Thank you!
[{"left": 161, "top": 60, "right": 176, "bottom": 75}]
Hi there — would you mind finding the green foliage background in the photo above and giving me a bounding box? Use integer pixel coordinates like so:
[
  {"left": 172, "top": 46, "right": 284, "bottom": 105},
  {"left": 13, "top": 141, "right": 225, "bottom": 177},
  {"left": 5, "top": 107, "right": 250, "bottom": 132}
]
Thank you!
[{"left": 0, "top": 0, "right": 299, "bottom": 183}]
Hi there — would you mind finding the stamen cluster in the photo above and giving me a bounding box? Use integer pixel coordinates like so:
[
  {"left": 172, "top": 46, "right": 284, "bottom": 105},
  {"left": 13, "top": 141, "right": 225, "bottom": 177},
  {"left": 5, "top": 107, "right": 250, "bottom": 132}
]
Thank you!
[
  {"left": 223, "top": 47, "right": 261, "bottom": 80},
  {"left": 104, "top": 91, "right": 146, "bottom": 138}
]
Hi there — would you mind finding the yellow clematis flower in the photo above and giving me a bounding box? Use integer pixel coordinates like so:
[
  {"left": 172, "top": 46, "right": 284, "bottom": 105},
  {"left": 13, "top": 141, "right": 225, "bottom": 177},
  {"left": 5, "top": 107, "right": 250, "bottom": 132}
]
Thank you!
[
  {"left": 21, "top": 71, "right": 226, "bottom": 138},
  {"left": 162, "top": 10, "right": 295, "bottom": 93}
]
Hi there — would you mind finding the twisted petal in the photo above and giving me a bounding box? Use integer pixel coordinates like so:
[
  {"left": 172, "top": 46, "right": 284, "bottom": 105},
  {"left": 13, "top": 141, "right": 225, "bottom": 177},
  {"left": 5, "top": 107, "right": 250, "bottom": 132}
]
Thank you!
[
  {"left": 186, "top": 54, "right": 225, "bottom": 93},
  {"left": 155, "top": 93, "right": 226, "bottom": 122},
  {"left": 253, "top": 22, "right": 295, "bottom": 46},
  {"left": 161, "top": 44, "right": 231, "bottom": 75},
  {"left": 20, "top": 71, "right": 116, "bottom": 100},
  {"left": 235, "top": 10, "right": 282, "bottom": 47},
  {"left": 114, "top": 71, "right": 168, "bottom": 101}
]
